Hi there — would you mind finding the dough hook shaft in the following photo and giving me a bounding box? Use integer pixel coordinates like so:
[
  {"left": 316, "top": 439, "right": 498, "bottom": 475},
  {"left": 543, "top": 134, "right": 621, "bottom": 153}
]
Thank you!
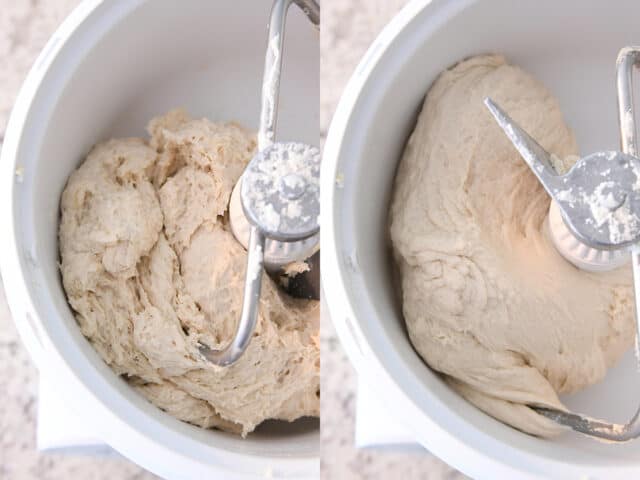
[
  {"left": 259, "top": 0, "right": 319, "bottom": 149},
  {"left": 198, "top": 228, "right": 265, "bottom": 367},
  {"left": 484, "top": 98, "right": 559, "bottom": 192},
  {"left": 486, "top": 47, "right": 640, "bottom": 441},
  {"left": 199, "top": 0, "right": 319, "bottom": 367}
]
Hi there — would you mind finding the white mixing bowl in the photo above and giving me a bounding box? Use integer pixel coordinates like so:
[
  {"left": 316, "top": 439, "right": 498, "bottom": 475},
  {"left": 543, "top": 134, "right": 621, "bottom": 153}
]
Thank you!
[
  {"left": 322, "top": 0, "right": 640, "bottom": 478},
  {"left": 0, "top": 1, "right": 319, "bottom": 479}
]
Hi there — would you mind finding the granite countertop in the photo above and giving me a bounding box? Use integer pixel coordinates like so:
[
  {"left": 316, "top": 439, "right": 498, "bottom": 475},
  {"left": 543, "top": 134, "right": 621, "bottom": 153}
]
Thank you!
[{"left": 319, "top": 1, "right": 466, "bottom": 478}]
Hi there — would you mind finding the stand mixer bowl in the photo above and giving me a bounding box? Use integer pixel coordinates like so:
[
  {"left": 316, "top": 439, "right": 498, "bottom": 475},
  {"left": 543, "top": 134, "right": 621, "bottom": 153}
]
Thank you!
[
  {"left": 322, "top": 0, "right": 640, "bottom": 477},
  {"left": 0, "top": 0, "right": 319, "bottom": 478}
]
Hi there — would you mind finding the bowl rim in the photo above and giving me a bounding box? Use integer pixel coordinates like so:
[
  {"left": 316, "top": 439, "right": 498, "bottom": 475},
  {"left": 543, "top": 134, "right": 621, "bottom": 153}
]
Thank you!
[
  {"left": 320, "top": 0, "right": 640, "bottom": 478},
  {"left": 0, "top": 0, "right": 318, "bottom": 478}
]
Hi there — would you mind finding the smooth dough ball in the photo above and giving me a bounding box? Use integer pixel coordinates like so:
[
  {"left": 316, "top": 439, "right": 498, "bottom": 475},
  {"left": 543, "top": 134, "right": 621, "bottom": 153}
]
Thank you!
[
  {"left": 389, "top": 55, "right": 634, "bottom": 437},
  {"left": 59, "top": 110, "right": 319, "bottom": 436}
]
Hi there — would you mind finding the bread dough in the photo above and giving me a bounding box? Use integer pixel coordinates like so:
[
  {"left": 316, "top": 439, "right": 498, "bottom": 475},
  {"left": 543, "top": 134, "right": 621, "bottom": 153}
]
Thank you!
[
  {"left": 59, "top": 109, "right": 319, "bottom": 436},
  {"left": 389, "top": 55, "right": 635, "bottom": 437}
]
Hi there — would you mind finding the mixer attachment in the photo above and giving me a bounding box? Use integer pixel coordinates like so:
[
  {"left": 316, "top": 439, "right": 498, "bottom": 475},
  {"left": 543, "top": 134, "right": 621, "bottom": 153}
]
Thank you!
[
  {"left": 198, "top": 0, "right": 320, "bottom": 367},
  {"left": 483, "top": 46, "right": 640, "bottom": 442}
]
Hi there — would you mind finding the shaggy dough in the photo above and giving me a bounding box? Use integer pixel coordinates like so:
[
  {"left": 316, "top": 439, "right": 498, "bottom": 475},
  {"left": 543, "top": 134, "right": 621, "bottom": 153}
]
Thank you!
[
  {"left": 389, "top": 55, "right": 635, "bottom": 437},
  {"left": 59, "top": 109, "right": 319, "bottom": 436}
]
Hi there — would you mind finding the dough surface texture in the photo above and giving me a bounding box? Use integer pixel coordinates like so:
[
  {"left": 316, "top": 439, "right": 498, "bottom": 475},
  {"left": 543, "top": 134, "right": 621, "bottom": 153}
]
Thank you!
[
  {"left": 60, "top": 109, "right": 319, "bottom": 435},
  {"left": 389, "top": 55, "right": 634, "bottom": 436}
]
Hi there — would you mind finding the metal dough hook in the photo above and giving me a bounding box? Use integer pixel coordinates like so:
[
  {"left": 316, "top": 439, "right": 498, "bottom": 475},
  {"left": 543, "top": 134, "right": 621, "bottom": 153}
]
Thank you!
[
  {"left": 198, "top": 0, "right": 320, "bottom": 367},
  {"left": 484, "top": 47, "right": 640, "bottom": 442}
]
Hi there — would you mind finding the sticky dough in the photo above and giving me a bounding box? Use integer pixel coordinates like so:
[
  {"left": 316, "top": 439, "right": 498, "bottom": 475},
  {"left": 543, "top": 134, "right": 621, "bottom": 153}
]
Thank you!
[
  {"left": 389, "top": 55, "right": 635, "bottom": 436},
  {"left": 59, "top": 109, "right": 319, "bottom": 436}
]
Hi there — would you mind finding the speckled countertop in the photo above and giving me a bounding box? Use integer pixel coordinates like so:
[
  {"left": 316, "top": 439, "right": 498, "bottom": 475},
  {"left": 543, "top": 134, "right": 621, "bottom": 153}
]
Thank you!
[{"left": 319, "top": 1, "right": 466, "bottom": 479}]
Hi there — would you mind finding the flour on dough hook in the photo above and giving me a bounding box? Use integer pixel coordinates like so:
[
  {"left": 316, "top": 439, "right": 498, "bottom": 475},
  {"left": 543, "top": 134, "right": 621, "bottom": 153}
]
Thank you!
[{"left": 483, "top": 46, "right": 640, "bottom": 442}]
